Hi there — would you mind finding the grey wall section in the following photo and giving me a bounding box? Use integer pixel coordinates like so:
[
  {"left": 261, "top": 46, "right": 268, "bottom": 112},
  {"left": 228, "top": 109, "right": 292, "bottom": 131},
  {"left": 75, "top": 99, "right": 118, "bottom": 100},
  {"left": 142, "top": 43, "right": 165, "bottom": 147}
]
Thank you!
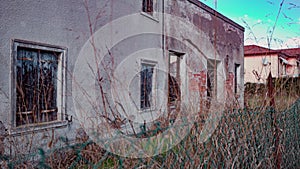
[{"left": 0, "top": 0, "right": 164, "bottom": 155}]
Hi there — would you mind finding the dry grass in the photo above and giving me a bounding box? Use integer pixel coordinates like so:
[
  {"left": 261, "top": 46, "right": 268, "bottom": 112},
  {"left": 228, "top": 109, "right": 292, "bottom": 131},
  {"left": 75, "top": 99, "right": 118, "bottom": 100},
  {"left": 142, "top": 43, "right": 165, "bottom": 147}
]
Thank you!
[
  {"left": 2, "top": 77, "right": 299, "bottom": 168},
  {"left": 244, "top": 77, "right": 300, "bottom": 111},
  {"left": 3, "top": 100, "right": 299, "bottom": 169}
]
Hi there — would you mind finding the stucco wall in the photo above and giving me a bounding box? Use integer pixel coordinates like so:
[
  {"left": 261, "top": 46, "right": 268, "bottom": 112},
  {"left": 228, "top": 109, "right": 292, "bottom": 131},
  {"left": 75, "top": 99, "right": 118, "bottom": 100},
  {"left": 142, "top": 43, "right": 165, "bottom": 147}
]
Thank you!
[
  {"left": 0, "top": 0, "right": 164, "bottom": 155},
  {"left": 0, "top": 0, "right": 244, "bottom": 157},
  {"left": 287, "top": 58, "right": 300, "bottom": 77},
  {"left": 244, "top": 54, "right": 279, "bottom": 83},
  {"left": 244, "top": 54, "right": 299, "bottom": 83}
]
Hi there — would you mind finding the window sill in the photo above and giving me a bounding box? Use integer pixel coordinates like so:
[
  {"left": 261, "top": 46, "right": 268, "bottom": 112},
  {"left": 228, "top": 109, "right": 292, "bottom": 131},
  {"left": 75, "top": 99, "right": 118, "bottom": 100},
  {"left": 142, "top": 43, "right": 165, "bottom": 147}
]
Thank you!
[
  {"left": 140, "top": 11, "right": 159, "bottom": 23},
  {"left": 9, "top": 120, "right": 70, "bottom": 136},
  {"left": 139, "top": 108, "right": 157, "bottom": 114}
]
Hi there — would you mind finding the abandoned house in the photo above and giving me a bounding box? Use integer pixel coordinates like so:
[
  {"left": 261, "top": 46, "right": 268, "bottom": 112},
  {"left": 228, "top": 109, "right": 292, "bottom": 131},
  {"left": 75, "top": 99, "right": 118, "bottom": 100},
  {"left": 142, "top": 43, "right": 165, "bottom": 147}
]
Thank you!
[
  {"left": 244, "top": 45, "right": 300, "bottom": 83},
  {"left": 0, "top": 0, "right": 244, "bottom": 157}
]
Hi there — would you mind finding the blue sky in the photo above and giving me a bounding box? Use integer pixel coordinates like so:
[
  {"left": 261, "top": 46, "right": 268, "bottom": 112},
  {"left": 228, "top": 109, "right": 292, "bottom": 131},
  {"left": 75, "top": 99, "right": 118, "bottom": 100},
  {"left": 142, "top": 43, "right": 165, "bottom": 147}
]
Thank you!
[{"left": 200, "top": 0, "right": 300, "bottom": 49}]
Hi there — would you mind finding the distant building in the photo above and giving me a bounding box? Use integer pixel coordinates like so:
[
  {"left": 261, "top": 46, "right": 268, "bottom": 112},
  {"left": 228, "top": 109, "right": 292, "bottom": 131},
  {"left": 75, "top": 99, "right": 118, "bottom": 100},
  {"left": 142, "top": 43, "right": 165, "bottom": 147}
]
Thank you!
[{"left": 244, "top": 45, "right": 300, "bottom": 83}]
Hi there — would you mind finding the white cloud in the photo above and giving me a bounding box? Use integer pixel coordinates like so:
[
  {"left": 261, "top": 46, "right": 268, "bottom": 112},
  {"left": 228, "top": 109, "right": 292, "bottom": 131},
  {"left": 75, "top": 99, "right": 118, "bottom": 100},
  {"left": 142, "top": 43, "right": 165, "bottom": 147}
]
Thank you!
[
  {"left": 245, "top": 36, "right": 300, "bottom": 49},
  {"left": 283, "top": 37, "right": 300, "bottom": 48}
]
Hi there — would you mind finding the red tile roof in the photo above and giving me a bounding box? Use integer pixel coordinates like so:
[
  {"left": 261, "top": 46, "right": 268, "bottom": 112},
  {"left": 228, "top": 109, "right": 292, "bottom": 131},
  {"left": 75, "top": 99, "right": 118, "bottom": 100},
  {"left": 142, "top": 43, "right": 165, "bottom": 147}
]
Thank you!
[
  {"left": 278, "top": 48, "right": 300, "bottom": 58},
  {"left": 244, "top": 45, "right": 300, "bottom": 58},
  {"left": 244, "top": 45, "right": 277, "bottom": 56}
]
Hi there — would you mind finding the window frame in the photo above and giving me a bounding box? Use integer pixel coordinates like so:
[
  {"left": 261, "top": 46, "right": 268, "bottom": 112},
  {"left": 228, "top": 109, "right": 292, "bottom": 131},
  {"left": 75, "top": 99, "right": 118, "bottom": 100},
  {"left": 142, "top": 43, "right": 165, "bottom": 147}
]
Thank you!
[
  {"left": 11, "top": 39, "right": 67, "bottom": 130},
  {"left": 207, "top": 59, "right": 220, "bottom": 99},
  {"left": 168, "top": 51, "right": 184, "bottom": 108},
  {"left": 142, "top": 0, "right": 154, "bottom": 15},
  {"left": 141, "top": 0, "right": 159, "bottom": 22},
  {"left": 139, "top": 59, "right": 157, "bottom": 111},
  {"left": 234, "top": 63, "right": 241, "bottom": 94}
]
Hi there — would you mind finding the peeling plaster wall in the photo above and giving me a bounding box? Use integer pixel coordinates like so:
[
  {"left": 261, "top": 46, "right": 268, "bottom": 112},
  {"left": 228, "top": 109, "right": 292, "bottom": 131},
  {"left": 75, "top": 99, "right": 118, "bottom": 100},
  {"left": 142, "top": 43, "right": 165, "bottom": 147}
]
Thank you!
[{"left": 165, "top": 0, "right": 244, "bottom": 106}]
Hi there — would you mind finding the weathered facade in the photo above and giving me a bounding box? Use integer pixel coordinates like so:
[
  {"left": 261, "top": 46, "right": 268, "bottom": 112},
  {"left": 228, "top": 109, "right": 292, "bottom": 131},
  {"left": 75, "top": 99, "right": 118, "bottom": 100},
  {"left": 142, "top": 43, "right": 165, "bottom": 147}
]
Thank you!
[
  {"left": 165, "top": 0, "right": 244, "bottom": 107},
  {"left": 0, "top": 0, "right": 244, "bottom": 157}
]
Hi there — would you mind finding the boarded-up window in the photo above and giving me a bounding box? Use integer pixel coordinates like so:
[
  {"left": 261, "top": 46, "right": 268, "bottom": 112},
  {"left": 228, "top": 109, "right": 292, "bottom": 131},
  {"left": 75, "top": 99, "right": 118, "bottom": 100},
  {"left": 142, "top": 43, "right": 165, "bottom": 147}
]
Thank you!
[{"left": 14, "top": 41, "right": 65, "bottom": 127}]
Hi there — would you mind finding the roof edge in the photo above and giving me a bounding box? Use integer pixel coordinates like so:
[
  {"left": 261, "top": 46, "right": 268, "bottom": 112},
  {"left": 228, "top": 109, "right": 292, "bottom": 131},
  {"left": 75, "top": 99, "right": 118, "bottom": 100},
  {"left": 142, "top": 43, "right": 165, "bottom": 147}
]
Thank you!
[
  {"left": 245, "top": 45, "right": 300, "bottom": 58},
  {"left": 244, "top": 52, "right": 278, "bottom": 56},
  {"left": 187, "top": 0, "right": 245, "bottom": 32}
]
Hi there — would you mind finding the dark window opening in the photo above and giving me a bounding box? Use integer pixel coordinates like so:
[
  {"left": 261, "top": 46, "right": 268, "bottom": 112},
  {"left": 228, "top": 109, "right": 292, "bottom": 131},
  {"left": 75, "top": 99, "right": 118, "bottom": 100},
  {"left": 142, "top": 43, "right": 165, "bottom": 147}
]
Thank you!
[
  {"left": 207, "top": 59, "right": 219, "bottom": 98},
  {"left": 234, "top": 64, "right": 240, "bottom": 94},
  {"left": 168, "top": 75, "right": 180, "bottom": 104},
  {"left": 142, "top": 0, "right": 153, "bottom": 14},
  {"left": 140, "top": 64, "right": 154, "bottom": 109},
  {"left": 16, "top": 47, "right": 59, "bottom": 126},
  {"left": 168, "top": 53, "right": 181, "bottom": 107},
  {"left": 207, "top": 72, "right": 212, "bottom": 98}
]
